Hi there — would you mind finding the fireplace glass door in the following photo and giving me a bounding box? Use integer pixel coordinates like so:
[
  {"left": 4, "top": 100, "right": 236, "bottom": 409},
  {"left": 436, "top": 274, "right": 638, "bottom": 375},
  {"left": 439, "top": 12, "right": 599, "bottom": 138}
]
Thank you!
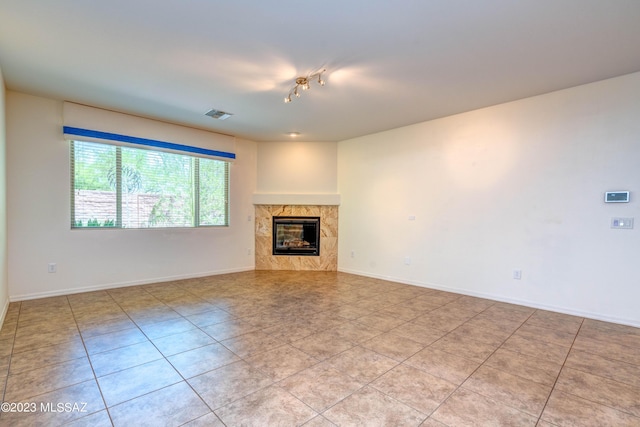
[{"left": 272, "top": 216, "right": 320, "bottom": 256}]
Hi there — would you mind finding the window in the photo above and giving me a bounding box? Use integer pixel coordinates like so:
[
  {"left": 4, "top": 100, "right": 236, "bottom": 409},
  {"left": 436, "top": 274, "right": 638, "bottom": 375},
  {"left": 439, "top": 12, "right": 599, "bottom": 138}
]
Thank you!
[{"left": 71, "top": 140, "right": 229, "bottom": 228}]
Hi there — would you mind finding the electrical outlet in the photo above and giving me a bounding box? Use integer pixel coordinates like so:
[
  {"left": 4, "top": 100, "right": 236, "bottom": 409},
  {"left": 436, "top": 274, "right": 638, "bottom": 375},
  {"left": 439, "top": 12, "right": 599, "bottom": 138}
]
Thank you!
[
  {"left": 48, "top": 263, "right": 57, "bottom": 273},
  {"left": 404, "top": 257, "right": 411, "bottom": 265},
  {"left": 350, "top": 250, "right": 355, "bottom": 258},
  {"left": 513, "top": 270, "right": 522, "bottom": 280}
]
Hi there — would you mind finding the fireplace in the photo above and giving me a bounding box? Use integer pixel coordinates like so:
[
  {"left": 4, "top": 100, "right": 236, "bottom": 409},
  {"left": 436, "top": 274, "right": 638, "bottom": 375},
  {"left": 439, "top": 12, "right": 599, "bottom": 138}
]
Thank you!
[{"left": 272, "top": 216, "right": 320, "bottom": 256}]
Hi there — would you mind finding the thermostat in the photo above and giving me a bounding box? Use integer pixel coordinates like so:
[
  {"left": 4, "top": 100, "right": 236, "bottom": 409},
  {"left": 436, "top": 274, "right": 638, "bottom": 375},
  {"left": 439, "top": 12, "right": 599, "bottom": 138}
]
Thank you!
[{"left": 605, "top": 191, "right": 629, "bottom": 203}]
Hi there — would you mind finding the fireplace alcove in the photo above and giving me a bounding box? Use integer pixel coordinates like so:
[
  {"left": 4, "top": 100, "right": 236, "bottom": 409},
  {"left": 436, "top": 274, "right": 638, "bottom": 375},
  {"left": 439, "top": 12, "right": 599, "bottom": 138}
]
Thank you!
[
  {"left": 272, "top": 216, "right": 320, "bottom": 256},
  {"left": 254, "top": 204, "right": 338, "bottom": 271}
]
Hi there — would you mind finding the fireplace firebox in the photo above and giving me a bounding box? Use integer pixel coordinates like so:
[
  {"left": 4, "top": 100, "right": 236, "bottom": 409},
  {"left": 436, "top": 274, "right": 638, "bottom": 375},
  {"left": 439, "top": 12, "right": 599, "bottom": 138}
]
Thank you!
[{"left": 272, "top": 216, "right": 320, "bottom": 256}]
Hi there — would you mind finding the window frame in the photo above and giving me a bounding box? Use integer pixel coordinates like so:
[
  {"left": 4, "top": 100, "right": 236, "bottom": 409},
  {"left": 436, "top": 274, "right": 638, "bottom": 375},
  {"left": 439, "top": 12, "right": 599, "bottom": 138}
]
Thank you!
[{"left": 70, "top": 139, "right": 230, "bottom": 229}]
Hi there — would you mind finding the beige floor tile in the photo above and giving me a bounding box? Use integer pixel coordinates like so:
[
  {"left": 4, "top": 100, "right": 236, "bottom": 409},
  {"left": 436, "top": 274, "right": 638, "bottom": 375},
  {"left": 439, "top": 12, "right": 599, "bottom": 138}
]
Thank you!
[
  {"left": 215, "top": 385, "right": 317, "bottom": 427},
  {"left": 465, "top": 315, "right": 524, "bottom": 335},
  {"left": 303, "top": 415, "right": 337, "bottom": 426},
  {"left": 513, "top": 322, "right": 578, "bottom": 347},
  {"left": 12, "top": 325, "right": 81, "bottom": 353},
  {"left": 447, "top": 323, "right": 510, "bottom": 347},
  {"left": 109, "top": 381, "right": 210, "bottom": 427},
  {"left": 244, "top": 343, "right": 318, "bottom": 381},
  {"left": 291, "top": 330, "right": 355, "bottom": 360},
  {"left": 378, "top": 303, "right": 430, "bottom": 321},
  {"left": 483, "top": 348, "right": 562, "bottom": 386},
  {"left": 151, "top": 328, "right": 216, "bottom": 356},
  {"left": 371, "top": 364, "right": 457, "bottom": 415},
  {"left": 220, "top": 330, "right": 285, "bottom": 358},
  {"left": 361, "top": 331, "right": 425, "bottom": 361},
  {"left": 428, "top": 333, "right": 498, "bottom": 363},
  {"left": 572, "top": 334, "right": 640, "bottom": 366},
  {"left": 185, "top": 308, "right": 235, "bottom": 328},
  {"left": 462, "top": 365, "right": 552, "bottom": 417},
  {"left": 181, "top": 412, "right": 225, "bottom": 426},
  {"left": 444, "top": 296, "right": 495, "bottom": 314},
  {"left": 83, "top": 327, "right": 147, "bottom": 355},
  {"left": 324, "top": 305, "right": 374, "bottom": 320},
  {"left": 126, "top": 307, "right": 182, "bottom": 327},
  {"left": 555, "top": 367, "right": 640, "bottom": 417},
  {"left": 77, "top": 316, "right": 138, "bottom": 339},
  {"left": 351, "top": 298, "right": 391, "bottom": 312},
  {"left": 323, "top": 386, "right": 426, "bottom": 426},
  {"left": 431, "top": 388, "right": 537, "bottom": 426},
  {"left": 405, "top": 348, "right": 481, "bottom": 385},
  {"left": 137, "top": 316, "right": 196, "bottom": 339},
  {"left": 64, "top": 409, "right": 113, "bottom": 427},
  {"left": 541, "top": 389, "right": 640, "bottom": 426},
  {"left": 525, "top": 310, "right": 583, "bottom": 334},
  {"left": 200, "top": 318, "right": 260, "bottom": 341},
  {"left": 89, "top": 340, "right": 163, "bottom": 377},
  {"left": 17, "top": 313, "right": 77, "bottom": 331},
  {"left": 262, "top": 322, "right": 316, "bottom": 343},
  {"left": 389, "top": 321, "right": 447, "bottom": 346},
  {"left": 8, "top": 338, "right": 87, "bottom": 374},
  {"left": 3, "top": 271, "right": 640, "bottom": 426},
  {"left": 0, "top": 380, "right": 105, "bottom": 426},
  {"left": 4, "top": 356, "right": 95, "bottom": 401},
  {"left": 420, "top": 418, "right": 449, "bottom": 427},
  {"left": 580, "top": 318, "right": 640, "bottom": 349},
  {"left": 412, "top": 310, "right": 474, "bottom": 333},
  {"left": 167, "top": 342, "right": 239, "bottom": 378},
  {"left": 501, "top": 334, "right": 570, "bottom": 365},
  {"left": 0, "top": 321, "right": 17, "bottom": 341},
  {"left": 327, "top": 346, "right": 398, "bottom": 383},
  {"left": 481, "top": 303, "right": 534, "bottom": 323},
  {"left": 279, "top": 361, "right": 363, "bottom": 412},
  {"left": 97, "top": 358, "right": 182, "bottom": 407},
  {"left": 565, "top": 348, "right": 640, "bottom": 388},
  {"left": 328, "top": 321, "right": 384, "bottom": 344},
  {"left": 165, "top": 300, "right": 218, "bottom": 317},
  {"left": 188, "top": 360, "right": 273, "bottom": 410}
]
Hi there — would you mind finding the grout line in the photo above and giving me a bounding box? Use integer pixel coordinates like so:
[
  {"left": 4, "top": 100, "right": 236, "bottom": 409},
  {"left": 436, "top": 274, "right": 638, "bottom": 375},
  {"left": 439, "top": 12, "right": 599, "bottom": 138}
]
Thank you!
[{"left": 536, "top": 317, "right": 585, "bottom": 424}]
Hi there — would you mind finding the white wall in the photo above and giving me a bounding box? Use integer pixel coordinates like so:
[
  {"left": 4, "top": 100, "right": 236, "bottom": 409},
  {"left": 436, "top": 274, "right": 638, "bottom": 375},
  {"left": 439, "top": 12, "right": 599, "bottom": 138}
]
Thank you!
[
  {"left": 256, "top": 141, "right": 337, "bottom": 194},
  {"left": 338, "top": 72, "right": 640, "bottom": 327},
  {"left": 0, "top": 67, "right": 8, "bottom": 322},
  {"left": 6, "top": 91, "right": 257, "bottom": 300}
]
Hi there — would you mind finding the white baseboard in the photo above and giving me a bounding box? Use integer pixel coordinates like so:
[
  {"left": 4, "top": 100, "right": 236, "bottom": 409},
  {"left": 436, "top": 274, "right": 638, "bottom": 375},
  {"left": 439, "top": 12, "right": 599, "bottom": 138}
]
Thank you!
[
  {"left": 9, "top": 266, "right": 255, "bottom": 302},
  {"left": 338, "top": 267, "right": 640, "bottom": 329}
]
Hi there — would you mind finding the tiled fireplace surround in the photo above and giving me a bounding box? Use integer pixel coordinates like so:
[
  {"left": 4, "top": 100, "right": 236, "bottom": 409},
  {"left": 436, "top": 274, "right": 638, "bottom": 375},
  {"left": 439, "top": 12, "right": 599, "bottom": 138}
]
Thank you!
[{"left": 255, "top": 204, "right": 338, "bottom": 271}]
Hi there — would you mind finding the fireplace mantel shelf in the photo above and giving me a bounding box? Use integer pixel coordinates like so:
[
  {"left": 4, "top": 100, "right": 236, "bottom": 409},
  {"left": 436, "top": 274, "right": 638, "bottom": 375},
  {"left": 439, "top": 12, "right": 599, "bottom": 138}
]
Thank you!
[{"left": 252, "top": 193, "right": 340, "bottom": 206}]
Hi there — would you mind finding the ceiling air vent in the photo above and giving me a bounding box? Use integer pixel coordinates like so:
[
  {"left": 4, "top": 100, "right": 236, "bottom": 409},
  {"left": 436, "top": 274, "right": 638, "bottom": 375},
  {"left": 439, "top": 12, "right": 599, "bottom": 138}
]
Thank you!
[{"left": 205, "top": 109, "right": 233, "bottom": 120}]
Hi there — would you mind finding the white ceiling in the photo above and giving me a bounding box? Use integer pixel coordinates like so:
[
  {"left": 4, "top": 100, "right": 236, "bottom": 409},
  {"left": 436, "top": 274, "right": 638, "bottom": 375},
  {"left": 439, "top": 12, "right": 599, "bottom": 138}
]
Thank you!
[{"left": 1, "top": 1, "right": 640, "bottom": 142}]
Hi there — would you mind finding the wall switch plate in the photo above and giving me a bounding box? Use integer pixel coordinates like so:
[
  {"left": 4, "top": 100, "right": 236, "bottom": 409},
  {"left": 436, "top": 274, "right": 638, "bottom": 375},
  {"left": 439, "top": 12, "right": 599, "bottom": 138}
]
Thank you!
[{"left": 611, "top": 217, "right": 634, "bottom": 229}]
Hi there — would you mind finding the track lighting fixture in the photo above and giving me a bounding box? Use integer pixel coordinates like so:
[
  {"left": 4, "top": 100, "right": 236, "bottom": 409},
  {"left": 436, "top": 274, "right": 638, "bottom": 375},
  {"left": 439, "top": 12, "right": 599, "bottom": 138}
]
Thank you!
[{"left": 284, "top": 69, "right": 326, "bottom": 103}]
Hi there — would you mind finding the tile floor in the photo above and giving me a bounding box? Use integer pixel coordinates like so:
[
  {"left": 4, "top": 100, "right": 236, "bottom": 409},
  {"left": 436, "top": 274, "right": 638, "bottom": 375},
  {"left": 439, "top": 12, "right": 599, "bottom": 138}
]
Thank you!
[{"left": 1, "top": 271, "right": 639, "bottom": 426}]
